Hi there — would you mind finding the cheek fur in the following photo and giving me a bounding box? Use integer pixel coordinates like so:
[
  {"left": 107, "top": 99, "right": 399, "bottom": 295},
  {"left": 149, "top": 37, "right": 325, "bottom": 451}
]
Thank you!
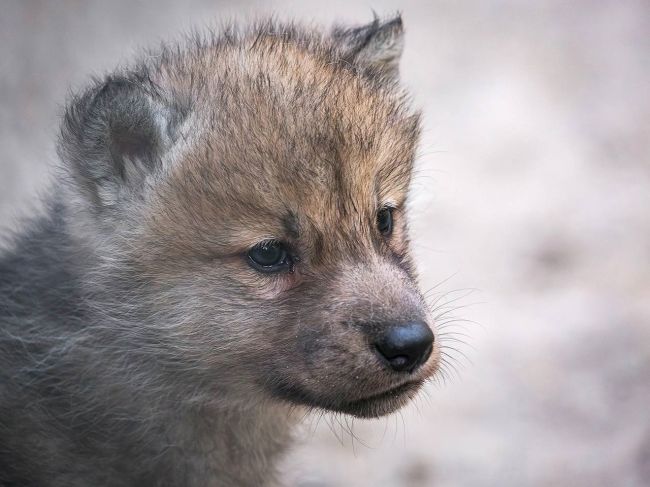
[{"left": 229, "top": 262, "right": 304, "bottom": 300}]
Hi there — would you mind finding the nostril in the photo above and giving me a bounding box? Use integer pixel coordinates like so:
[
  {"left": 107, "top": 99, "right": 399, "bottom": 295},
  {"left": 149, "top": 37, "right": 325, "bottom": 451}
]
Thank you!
[
  {"left": 374, "top": 321, "right": 434, "bottom": 373},
  {"left": 381, "top": 354, "right": 410, "bottom": 371}
]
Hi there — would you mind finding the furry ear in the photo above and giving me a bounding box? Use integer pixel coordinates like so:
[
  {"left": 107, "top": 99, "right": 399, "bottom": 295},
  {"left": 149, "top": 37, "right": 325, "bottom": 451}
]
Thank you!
[
  {"left": 59, "top": 76, "right": 183, "bottom": 210},
  {"left": 332, "top": 15, "right": 404, "bottom": 81}
]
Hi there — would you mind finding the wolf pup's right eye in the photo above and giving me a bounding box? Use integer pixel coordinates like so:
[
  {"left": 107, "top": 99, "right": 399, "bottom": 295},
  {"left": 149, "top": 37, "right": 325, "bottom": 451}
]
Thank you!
[
  {"left": 377, "top": 206, "right": 394, "bottom": 237},
  {"left": 248, "top": 240, "right": 293, "bottom": 273}
]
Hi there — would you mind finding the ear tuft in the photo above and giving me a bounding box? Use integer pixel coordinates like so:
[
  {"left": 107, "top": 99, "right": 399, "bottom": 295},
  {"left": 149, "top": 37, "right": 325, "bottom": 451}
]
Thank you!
[
  {"left": 59, "top": 75, "right": 182, "bottom": 210},
  {"left": 332, "top": 14, "right": 405, "bottom": 82}
]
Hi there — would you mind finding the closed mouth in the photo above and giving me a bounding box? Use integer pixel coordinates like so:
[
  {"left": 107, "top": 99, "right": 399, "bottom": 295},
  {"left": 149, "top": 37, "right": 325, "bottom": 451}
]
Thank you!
[
  {"left": 334, "top": 380, "right": 422, "bottom": 417},
  {"left": 271, "top": 379, "right": 423, "bottom": 418}
]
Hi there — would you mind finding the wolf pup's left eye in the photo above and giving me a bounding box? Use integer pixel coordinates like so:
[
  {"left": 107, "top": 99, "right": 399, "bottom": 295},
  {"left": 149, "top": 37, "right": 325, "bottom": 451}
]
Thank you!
[
  {"left": 248, "top": 240, "right": 293, "bottom": 273},
  {"left": 377, "top": 206, "right": 394, "bottom": 237}
]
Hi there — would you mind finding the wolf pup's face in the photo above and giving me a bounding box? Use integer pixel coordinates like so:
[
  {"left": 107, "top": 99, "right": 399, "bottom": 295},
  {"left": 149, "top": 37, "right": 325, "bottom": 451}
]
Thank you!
[{"left": 60, "top": 17, "right": 439, "bottom": 418}]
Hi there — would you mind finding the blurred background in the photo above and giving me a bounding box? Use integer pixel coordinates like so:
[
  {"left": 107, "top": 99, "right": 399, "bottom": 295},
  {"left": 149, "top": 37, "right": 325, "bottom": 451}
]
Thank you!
[{"left": 1, "top": 1, "right": 649, "bottom": 485}]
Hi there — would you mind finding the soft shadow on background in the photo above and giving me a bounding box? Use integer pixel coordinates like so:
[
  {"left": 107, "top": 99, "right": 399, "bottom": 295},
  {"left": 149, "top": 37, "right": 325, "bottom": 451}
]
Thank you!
[{"left": 1, "top": 1, "right": 648, "bottom": 486}]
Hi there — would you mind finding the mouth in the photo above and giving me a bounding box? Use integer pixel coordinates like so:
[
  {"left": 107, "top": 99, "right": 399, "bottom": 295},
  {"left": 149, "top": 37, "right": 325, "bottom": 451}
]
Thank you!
[
  {"left": 272, "top": 379, "right": 424, "bottom": 419},
  {"left": 333, "top": 380, "right": 423, "bottom": 418}
]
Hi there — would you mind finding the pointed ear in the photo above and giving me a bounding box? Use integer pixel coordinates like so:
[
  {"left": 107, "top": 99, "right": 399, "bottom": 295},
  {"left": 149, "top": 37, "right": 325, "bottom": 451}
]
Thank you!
[
  {"left": 332, "top": 15, "right": 404, "bottom": 82},
  {"left": 59, "top": 76, "right": 184, "bottom": 210}
]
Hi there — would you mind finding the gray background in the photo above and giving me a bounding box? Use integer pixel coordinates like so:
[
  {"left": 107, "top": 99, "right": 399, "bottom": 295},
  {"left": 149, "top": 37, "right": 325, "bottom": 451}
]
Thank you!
[{"left": 1, "top": 1, "right": 649, "bottom": 485}]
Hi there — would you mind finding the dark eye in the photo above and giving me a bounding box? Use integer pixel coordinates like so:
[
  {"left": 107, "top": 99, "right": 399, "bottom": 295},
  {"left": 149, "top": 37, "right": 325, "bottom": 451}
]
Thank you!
[
  {"left": 377, "top": 206, "right": 394, "bottom": 237},
  {"left": 248, "top": 240, "right": 293, "bottom": 273}
]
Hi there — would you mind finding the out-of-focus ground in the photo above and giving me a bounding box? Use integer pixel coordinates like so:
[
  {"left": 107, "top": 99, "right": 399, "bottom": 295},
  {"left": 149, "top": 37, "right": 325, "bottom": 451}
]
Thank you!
[{"left": 1, "top": 1, "right": 649, "bottom": 485}]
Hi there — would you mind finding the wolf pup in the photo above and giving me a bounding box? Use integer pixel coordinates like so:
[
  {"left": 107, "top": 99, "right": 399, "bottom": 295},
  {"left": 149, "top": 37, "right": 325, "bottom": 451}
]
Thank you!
[{"left": 0, "top": 15, "right": 439, "bottom": 487}]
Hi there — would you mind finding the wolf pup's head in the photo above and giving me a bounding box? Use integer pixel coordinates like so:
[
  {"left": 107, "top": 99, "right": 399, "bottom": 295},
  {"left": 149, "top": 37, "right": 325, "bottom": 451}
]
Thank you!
[{"left": 59, "top": 16, "right": 439, "bottom": 418}]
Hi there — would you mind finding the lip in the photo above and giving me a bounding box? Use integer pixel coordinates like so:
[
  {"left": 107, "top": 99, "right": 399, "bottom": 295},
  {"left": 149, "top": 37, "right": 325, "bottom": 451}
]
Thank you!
[
  {"left": 334, "top": 380, "right": 423, "bottom": 418},
  {"left": 270, "top": 378, "right": 424, "bottom": 418}
]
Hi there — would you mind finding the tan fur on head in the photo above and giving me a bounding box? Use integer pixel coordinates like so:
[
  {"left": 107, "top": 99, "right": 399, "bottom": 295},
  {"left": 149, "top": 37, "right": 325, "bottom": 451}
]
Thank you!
[{"left": 120, "top": 19, "right": 438, "bottom": 418}]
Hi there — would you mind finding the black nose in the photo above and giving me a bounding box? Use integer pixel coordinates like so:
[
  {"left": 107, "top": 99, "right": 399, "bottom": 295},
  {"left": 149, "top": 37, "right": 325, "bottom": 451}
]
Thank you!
[{"left": 374, "top": 321, "right": 434, "bottom": 373}]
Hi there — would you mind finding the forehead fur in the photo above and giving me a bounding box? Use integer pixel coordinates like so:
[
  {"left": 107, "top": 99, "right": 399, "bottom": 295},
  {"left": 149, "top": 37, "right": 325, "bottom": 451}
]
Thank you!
[{"left": 134, "top": 22, "right": 420, "bottom": 261}]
